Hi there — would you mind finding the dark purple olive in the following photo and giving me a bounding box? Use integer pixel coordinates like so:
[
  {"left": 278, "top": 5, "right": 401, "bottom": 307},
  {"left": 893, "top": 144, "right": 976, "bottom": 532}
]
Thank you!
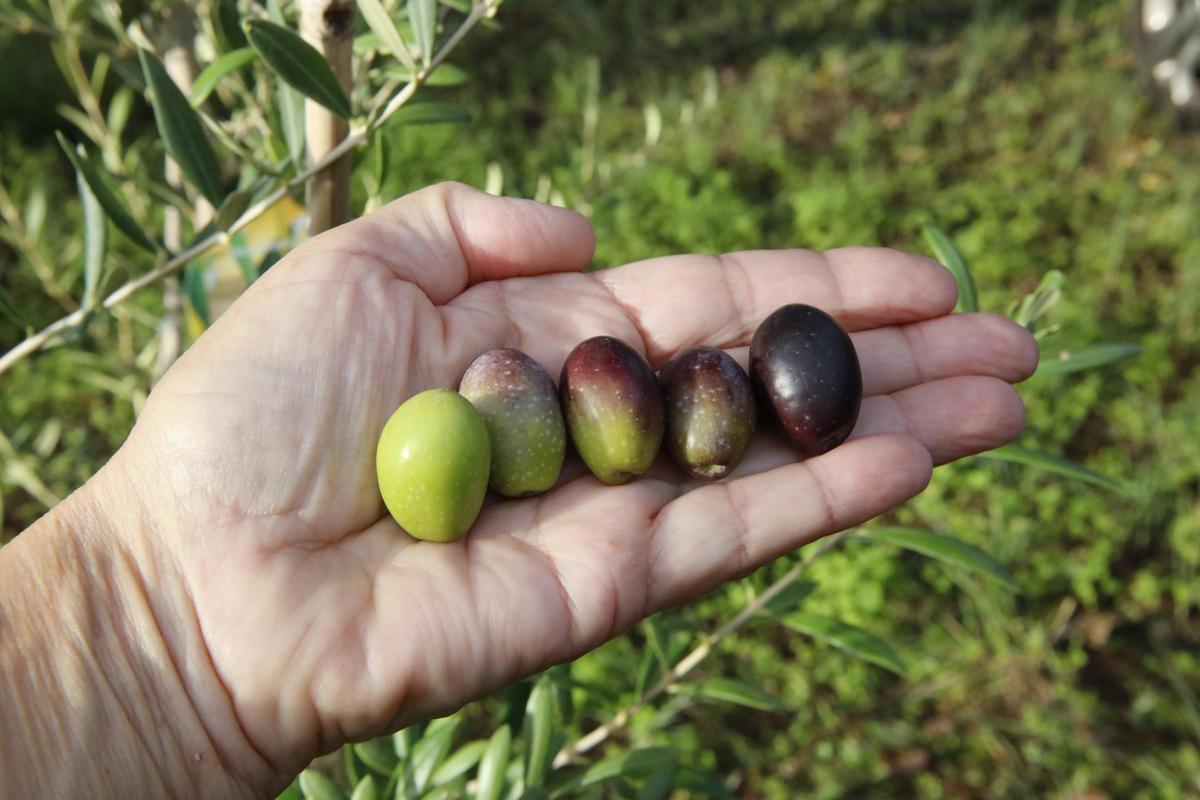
[
  {"left": 749, "top": 304, "right": 862, "bottom": 457},
  {"left": 660, "top": 347, "right": 756, "bottom": 480},
  {"left": 561, "top": 336, "right": 664, "bottom": 485}
]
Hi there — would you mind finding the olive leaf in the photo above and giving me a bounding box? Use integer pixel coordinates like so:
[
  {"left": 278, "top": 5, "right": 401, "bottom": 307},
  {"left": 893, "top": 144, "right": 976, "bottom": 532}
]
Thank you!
[
  {"left": 245, "top": 20, "right": 353, "bottom": 119},
  {"left": 139, "top": 49, "right": 225, "bottom": 206}
]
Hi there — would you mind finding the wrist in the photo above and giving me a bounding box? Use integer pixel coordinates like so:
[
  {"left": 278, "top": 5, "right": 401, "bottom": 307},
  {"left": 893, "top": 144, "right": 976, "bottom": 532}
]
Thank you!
[{"left": 0, "top": 462, "right": 272, "bottom": 799}]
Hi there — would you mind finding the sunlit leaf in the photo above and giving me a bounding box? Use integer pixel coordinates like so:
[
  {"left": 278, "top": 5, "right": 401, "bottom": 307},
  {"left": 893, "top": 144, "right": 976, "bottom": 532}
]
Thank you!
[
  {"left": 139, "top": 49, "right": 225, "bottom": 205},
  {"left": 408, "top": 716, "right": 460, "bottom": 795},
  {"left": 245, "top": 20, "right": 352, "bottom": 119},
  {"left": 430, "top": 739, "right": 487, "bottom": 786},
  {"left": 298, "top": 769, "right": 346, "bottom": 800},
  {"left": 1035, "top": 342, "right": 1142, "bottom": 376},
  {"left": 980, "top": 444, "right": 1127, "bottom": 492},
  {"left": 357, "top": 0, "right": 419, "bottom": 72},
  {"left": 192, "top": 48, "right": 258, "bottom": 105},
  {"left": 525, "top": 677, "right": 555, "bottom": 788},
  {"left": 55, "top": 132, "right": 158, "bottom": 253},
  {"left": 408, "top": 0, "right": 437, "bottom": 67},
  {"left": 354, "top": 738, "right": 398, "bottom": 776},
  {"left": 107, "top": 86, "right": 134, "bottom": 141},
  {"left": 782, "top": 612, "right": 906, "bottom": 675},
  {"left": 866, "top": 527, "right": 1017, "bottom": 590},
  {"left": 922, "top": 222, "right": 978, "bottom": 313},
  {"left": 684, "top": 678, "right": 786, "bottom": 711},
  {"left": 78, "top": 173, "right": 106, "bottom": 311},
  {"left": 578, "top": 747, "right": 676, "bottom": 789},
  {"left": 348, "top": 775, "right": 376, "bottom": 800},
  {"left": 474, "top": 724, "right": 511, "bottom": 800}
]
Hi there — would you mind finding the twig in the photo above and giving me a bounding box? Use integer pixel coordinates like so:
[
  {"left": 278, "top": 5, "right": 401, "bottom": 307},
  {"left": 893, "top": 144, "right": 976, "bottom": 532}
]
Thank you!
[
  {"left": 553, "top": 531, "right": 849, "bottom": 767},
  {"left": 0, "top": 0, "right": 496, "bottom": 378}
]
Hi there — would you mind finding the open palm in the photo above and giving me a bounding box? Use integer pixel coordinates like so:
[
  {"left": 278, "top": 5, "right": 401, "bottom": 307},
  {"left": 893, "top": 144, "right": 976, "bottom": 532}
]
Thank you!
[{"left": 117, "top": 183, "right": 1037, "bottom": 791}]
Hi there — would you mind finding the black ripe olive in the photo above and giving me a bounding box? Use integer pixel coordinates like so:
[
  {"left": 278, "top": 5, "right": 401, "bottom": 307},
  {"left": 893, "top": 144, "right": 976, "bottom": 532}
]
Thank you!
[{"left": 749, "top": 304, "right": 863, "bottom": 457}]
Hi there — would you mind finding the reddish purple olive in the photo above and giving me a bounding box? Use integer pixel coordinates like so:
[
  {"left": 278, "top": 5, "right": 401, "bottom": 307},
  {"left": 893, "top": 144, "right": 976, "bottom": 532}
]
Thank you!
[
  {"left": 560, "top": 336, "right": 664, "bottom": 485},
  {"left": 660, "top": 346, "right": 756, "bottom": 480},
  {"left": 749, "top": 304, "right": 862, "bottom": 457}
]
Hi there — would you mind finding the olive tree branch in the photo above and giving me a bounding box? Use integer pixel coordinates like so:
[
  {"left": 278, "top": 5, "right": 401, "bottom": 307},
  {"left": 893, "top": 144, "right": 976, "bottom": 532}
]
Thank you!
[
  {"left": 553, "top": 531, "right": 849, "bottom": 768},
  {"left": 0, "top": 0, "right": 496, "bottom": 378}
]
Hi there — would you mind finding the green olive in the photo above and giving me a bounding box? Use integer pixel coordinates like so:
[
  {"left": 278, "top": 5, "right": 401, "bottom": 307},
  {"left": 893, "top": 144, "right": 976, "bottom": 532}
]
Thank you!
[{"left": 375, "top": 389, "right": 491, "bottom": 542}]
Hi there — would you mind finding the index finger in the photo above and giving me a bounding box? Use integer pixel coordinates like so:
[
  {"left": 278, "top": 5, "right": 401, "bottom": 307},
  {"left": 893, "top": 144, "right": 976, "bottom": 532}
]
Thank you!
[{"left": 592, "top": 247, "right": 958, "bottom": 365}]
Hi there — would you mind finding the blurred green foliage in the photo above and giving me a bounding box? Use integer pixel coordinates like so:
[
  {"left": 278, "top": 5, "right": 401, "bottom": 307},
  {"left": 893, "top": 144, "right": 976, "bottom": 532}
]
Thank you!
[{"left": 3, "top": 0, "right": 1199, "bottom": 796}]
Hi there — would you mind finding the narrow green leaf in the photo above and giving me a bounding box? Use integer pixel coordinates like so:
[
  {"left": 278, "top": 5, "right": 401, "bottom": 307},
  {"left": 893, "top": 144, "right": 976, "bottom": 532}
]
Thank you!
[
  {"left": 408, "top": 716, "right": 460, "bottom": 795},
  {"left": 1011, "top": 270, "right": 1066, "bottom": 329},
  {"left": 277, "top": 80, "right": 306, "bottom": 165},
  {"left": 56, "top": 132, "right": 158, "bottom": 253},
  {"left": 1035, "top": 342, "right": 1142, "bottom": 376},
  {"left": 354, "top": 738, "right": 399, "bottom": 775},
  {"left": 357, "top": 0, "right": 419, "bottom": 72},
  {"left": 637, "top": 762, "right": 677, "bottom": 800},
  {"left": 474, "top": 725, "right": 511, "bottom": 800},
  {"left": 579, "top": 748, "right": 676, "bottom": 788},
  {"left": 394, "top": 725, "right": 420, "bottom": 760},
  {"left": 216, "top": 187, "right": 255, "bottom": 234},
  {"left": 245, "top": 20, "right": 352, "bottom": 119},
  {"left": 439, "top": 0, "right": 471, "bottom": 11},
  {"left": 139, "top": 49, "right": 225, "bottom": 206},
  {"left": 980, "top": 444, "right": 1126, "bottom": 492},
  {"left": 424, "top": 62, "right": 468, "bottom": 86},
  {"left": 524, "top": 678, "right": 555, "bottom": 788},
  {"left": 762, "top": 579, "right": 818, "bottom": 617},
  {"left": 298, "top": 769, "right": 346, "bottom": 800},
  {"left": 922, "top": 222, "right": 978, "bottom": 313},
  {"left": 107, "top": 86, "right": 134, "bottom": 140},
  {"left": 24, "top": 183, "right": 47, "bottom": 239},
  {"left": 78, "top": 173, "right": 106, "bottom": 311},
  {"left": 183, "top": 262, "right": 211, "bottom": 327},
  {"left": 430, "top": 740, "right": 487, "bottom": 786},
  {"left": 866, "top": 527, "right": 1017, "bottom": 590},
  {"left": 389, "top": 101, "right": 470, "bottom": 127},
  {"left": 192, "top": 48, "right": 258, "bottom": 105},
  {"left": 782, "top": 612, "right": 906, "bottom": 675},
  {"left": 343, "top": 743, "right": 360, "bottom": 786},
  {"left": 685, "top": 678, "right": 786, "bottom": 712},
  {"left": 275, "top": 780, "right": 303, "bottom": 800},
  {"left": 214, "top": 0, "right": 249, "bottom": 51},
  {"left": 267, "top": 0, "right": 286, "bottom": 24},
  {"left": 349, "top": 775, "right": 377, "bottom": 800},
  {"left": 674, "top": 768, "right": 734, "bottom": 799},
  {"left": 408, "top": 0, "right": 437, "bottom": 67}
]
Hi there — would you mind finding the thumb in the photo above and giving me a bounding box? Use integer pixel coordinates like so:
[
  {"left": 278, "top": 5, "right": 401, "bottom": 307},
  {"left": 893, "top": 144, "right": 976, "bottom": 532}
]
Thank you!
[{"left": 305, "top": 181, "right": 596, "bottom": 304}]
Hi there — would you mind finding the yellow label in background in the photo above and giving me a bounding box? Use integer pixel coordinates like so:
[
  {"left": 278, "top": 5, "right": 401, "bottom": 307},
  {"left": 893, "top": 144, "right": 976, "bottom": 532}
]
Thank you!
[{"left": 184, "top": 196, "right": 307, "bottom": 340}]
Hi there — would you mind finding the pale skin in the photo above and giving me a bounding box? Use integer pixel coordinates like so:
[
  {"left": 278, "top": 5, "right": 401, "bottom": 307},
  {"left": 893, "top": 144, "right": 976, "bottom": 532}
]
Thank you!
[{"left": 0, "top": 183, "right": 1038, "bottom": 798}]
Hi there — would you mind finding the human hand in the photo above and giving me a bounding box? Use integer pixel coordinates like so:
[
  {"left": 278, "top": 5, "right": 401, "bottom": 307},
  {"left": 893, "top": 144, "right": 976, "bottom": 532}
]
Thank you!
[{"left": 5, "top": 183, "right": 1037, "bottom": 797}]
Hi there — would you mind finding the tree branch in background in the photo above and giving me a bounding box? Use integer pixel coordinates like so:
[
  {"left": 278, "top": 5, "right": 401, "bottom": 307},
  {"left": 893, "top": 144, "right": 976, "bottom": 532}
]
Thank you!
[
  {"left": 300, "top": 0, "right": 356, "bottom": 234},
  {"left": 0, "top": 0, "right": 497, "bottom": 378}
]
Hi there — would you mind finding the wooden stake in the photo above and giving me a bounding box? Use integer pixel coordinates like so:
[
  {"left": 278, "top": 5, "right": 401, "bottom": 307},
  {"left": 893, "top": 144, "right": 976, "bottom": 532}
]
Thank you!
[{"left": 299, "top": 0, "right": 355, "bottom": 234}]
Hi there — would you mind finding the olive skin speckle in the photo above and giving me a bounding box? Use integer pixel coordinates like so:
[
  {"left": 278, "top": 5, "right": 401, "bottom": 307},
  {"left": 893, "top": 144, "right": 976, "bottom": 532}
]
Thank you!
[
  {"left": 460, "top": 348, "right": 566, "bottom": 497},
  {"left": 560, "top": 336, "right": 664, "bottom": 485},
  {"left": 660, "top": 346, "right": 756, "bottom": 480},
  {"left": 749, "top": 304, "right": 863, "bottom": 457}
]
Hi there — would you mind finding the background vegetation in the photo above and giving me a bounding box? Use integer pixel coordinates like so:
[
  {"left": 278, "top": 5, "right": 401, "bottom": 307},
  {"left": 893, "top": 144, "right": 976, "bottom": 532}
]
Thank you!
[{"left": 2, "top": 0, "right": 1198, "bottom": 797}]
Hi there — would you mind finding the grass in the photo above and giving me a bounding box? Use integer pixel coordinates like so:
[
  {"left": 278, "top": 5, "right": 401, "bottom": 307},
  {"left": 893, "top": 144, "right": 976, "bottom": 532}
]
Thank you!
[{"left": 2, "top": 0, "right": 1199, "bottom": 796}]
